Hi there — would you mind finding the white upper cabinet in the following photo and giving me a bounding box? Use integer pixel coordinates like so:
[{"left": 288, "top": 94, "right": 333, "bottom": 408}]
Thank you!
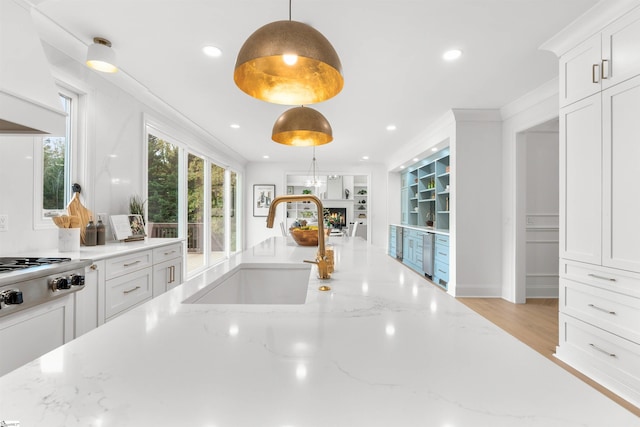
[
  {"left": 602, "top": 74, "right": 640, "bottom": 272},
  {"left": 602, "top": 6, "right": 640, "bottom": 90},
  {"left": 559, "top": 34, "right": 602, "bottom": 107},
  {"left": 559, "top": 95, "right": 602, "bottom": 265},
  {"left": 560, "top": 6, "right": 640, "bottom": 107}
]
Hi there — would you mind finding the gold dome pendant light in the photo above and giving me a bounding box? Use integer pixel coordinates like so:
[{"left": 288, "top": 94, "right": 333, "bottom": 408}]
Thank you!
[
  {"left": 234, "top": 0, "right": 344, "bottom": 105},
  {"left": 272, "top": 106, "right": 333, "bottom": 146}
]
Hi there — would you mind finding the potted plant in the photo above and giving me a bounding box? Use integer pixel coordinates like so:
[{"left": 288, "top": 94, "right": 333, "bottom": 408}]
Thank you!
[{"left": 129, "top": 195, "right": 146, "bottom": 225}]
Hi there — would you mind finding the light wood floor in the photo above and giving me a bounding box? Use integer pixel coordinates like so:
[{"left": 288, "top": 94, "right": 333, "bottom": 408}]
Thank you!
[{"left": 458, "top": 298, "right": 640, "bottom": 417}]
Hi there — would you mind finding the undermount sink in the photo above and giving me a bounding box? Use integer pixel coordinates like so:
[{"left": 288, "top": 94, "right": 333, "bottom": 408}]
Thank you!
[{"left": 183, "top": 263, "right": 312, "bottom": 304}]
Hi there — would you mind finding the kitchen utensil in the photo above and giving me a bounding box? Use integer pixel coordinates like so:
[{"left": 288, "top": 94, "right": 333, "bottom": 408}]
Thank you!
[
  {"left": 52, "top": 216, "right": 66, "bottom": 228},
  {"left": 69, "top": 215, "right": 81, "bottom": 228},
  {"left": 66, "top": 183, "right": 93, "bottom": 244}
]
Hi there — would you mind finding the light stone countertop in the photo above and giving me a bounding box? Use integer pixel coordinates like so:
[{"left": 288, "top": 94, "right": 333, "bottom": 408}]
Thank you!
[
  {"left": 38, "top": 237, "right": 184, "bottom": 261},
  {"left": 0, "top": 237, "right": 638, "bottom": 426},
  {"left": 390, "top": 223, "right": 450, "bottom": 235}
]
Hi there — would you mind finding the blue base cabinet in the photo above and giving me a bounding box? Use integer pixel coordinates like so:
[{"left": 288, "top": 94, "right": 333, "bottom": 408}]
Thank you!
[
  {"left": 432, "top": 234, "right": 449, "bottom": 289},
  {"left": 390, "top": 225, "right": 449, "bottom": 290},
  {"left": 389, "top": 226, "right": 396, "bottom": 257},
  {"left": 402, "top": 228, "right": 424, "bottom": 273}
]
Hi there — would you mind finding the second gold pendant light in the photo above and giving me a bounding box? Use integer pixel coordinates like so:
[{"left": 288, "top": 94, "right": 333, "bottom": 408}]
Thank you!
[{"left": 272, "top": 106, "right": 333, "bottom": 146}]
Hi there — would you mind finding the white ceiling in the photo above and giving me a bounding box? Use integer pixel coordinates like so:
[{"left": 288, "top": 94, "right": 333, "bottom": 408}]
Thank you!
[{"left": 32, "top": 0, "right": 598, "bottom": 166}]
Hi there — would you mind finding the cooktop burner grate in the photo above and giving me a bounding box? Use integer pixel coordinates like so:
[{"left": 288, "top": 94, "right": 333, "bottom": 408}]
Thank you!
[{"left": 0, "top": 257, "right": 72, "bottom": 273}]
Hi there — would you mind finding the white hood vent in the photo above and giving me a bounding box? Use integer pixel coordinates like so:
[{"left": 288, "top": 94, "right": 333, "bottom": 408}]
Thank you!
[{"left": 0, "top": 0, "right": 66, "bottom": 135}]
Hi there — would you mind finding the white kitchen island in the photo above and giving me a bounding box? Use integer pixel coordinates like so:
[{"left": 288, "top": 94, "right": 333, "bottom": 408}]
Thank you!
[{"left": 0, "top": 237, "right": 638, "bottom": 426}]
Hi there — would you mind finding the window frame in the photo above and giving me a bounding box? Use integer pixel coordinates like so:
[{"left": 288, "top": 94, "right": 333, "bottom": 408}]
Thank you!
[{"left": 33, "top": 86, "right": 81, "bottom": 230}]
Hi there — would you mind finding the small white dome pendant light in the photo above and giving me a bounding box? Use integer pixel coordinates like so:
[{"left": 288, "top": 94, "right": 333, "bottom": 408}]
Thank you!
[
  {"left": 86, "top": 37, "right": 118, "bottom": 73},
  {"left": 234, "top": 0, "right": 343, "bottom": 105},
  {"left": 272, "top": 106, "right": 333, "bottom": 146}
]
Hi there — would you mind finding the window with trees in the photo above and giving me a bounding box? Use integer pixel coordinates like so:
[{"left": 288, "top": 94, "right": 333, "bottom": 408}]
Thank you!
[
  {"left": 230, "top": 171, "right": 238, "bottom": 253},
  {"left": 188, "top": 153, "right": 205, "bottom": 273},
  {"left": 34, "top": 89, "right": 78, "bottom": 229},
  {"left": 211, "top": 163, "right": 225, "bottom": 262},
  {"left": 42, "top": 94, "right": 72, "bottom": 218},
  {"left": 147, "top": 135, "right": 179, "bottom": 235},
  {"left": 146, "top": 129, "right": 240, "bottom": 276}
]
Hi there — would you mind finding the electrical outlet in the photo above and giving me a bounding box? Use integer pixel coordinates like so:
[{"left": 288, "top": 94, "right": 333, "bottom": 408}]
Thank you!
[{"left": 0, "top": 214, "right": 8, "bottom": 232}]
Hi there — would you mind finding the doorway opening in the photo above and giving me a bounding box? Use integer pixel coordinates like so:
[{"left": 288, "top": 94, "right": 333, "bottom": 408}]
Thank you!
[{"left": 515, "top": 117, "right": 560, "bottom": 302}]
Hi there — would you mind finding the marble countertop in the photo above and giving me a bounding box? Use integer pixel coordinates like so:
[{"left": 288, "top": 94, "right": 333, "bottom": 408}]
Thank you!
[
  {"left": 1, "top": 237, "right": 638, "bottom": 426},
  {"left": 3, "top": 237, "right": 183, "bottom": 261},
  {"left": 47, "top": 237, "right": 184, "bottom": 261},
  {"left": 391, "top": 224, "right": 450, "bottom": 235}
]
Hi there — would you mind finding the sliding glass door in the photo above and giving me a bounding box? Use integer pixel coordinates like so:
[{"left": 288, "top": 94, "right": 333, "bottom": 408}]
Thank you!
[{"left": 146, "top": 129, "right": 241, "bottom": 276}]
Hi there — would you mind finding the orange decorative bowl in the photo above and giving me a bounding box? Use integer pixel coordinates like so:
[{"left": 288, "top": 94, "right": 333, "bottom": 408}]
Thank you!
[{"left": 289, "top": 227, "right": 319, "bottom": 246}]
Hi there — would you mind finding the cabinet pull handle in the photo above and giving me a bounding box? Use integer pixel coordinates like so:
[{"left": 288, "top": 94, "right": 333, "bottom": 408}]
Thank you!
[
  {"left": 90, "top": 264, "right": 97, "bottom": 270},
  {"left": 592, "top": 63, "right": 600, "bottom": 83},
  {"left": 587, "top": 273, "right": 616, "bottom": 282},
  {"left": 164, "top": 250, "right": 177, "bottom": 256},
  {"left": 588, "top": 303, "right": 616, "bottom": 315},
  {"left": 438, "top": 252, "right": 446, "bottom": 256},
  {"left": 123, "top": 260, "right": 141, "bottom": 267},
  {"left": 169, "top": 266, "right": 175, "bottom": 283},
  {"left": 589, "top": 343, "right": 616, "bottom": 357},
  {"left": 601, "top": 59, "right": 609, "bottom": 79},
  {"left": 438, "top": 269, "right": 446, "bottom": 274},
  {"left": 123, "top": 286, "right": 141, "bottom": 294}
]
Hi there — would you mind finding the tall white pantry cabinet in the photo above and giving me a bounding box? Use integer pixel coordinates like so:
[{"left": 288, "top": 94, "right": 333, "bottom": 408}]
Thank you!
[{"left": 545, "top": 3, "right": 640, "bottom": 408}]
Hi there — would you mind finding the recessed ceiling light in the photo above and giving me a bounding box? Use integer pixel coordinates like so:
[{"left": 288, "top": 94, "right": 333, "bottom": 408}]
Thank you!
[
  {"left": 202, "top": 45, "right": 222, "bottom": 57},
  {"left": 230, "top": 123, "right": 240, "bottom": 129},
  {"left": 400, "top": 165, "right": 405, "bottom": 169},
  {"left": 263, "top": 155, "right": 270, "bottom": 159},
  {"left": 412, "top": 158, "right": 419, "bottom": 162},
  {"left": 386, "top": 124, "right": 397, "bottom": 131},
  {"left": 431, "top": 147, "right": 438, "bottom": 152},
  {"left": 362, "top": 155, "right": 369, "bottom": 160},
  {"left": 443, "top": 49, "right": 462, "bottom": 61}
]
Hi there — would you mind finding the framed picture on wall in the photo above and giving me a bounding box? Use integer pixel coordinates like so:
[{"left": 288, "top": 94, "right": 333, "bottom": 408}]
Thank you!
[{"left": 253, "top": 184, "right": 275, "bottom": 217}]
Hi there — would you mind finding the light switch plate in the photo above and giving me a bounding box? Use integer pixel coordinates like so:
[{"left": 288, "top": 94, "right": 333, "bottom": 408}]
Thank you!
[{"left": 0, "top": 214, "right": 8, "bottom": 232}]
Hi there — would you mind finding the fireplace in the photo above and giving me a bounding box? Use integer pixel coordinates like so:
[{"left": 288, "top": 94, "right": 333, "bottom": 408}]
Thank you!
[{"left": 326, "top": 207, "right": 347, "bottom": 229}]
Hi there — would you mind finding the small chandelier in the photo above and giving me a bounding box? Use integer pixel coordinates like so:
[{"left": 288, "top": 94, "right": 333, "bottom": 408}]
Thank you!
[
  {"left": 86, "top": 37, "right": 118, "bottom": 73},
  {"left": 234, "top": 1, "right": 343, "bottom": 105},
  {"left": 272, "top": 106, "right": 333, "bottom": 146},
  {"left": 305, "top": 147, "right": 324, "bottom": 188}
]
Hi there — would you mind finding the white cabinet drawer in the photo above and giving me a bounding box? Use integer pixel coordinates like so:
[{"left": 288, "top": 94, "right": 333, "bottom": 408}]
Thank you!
[
  {"left": 561, "top": 259, "right": 640, "bottom": 298},
  {"left": 153, "top": 242, "right": 183, "bottom": 264},
  {"left": 561, "top": 279, "right": 640, "bottom": 344},
  {"left": 105, "top": 250, "right": 152, "bottom": 280},
  {"left": 558, "top": 313, "right": 640, "bottom": 406},
  {"left": 105, "top": 267, "right": 152, "bottom": 320}
]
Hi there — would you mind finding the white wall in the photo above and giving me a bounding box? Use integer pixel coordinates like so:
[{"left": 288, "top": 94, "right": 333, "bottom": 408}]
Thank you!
[
  {"left": 244, "top": 161, "right": 388, "bottom": 249},
  {"left": 451, "top": 110, "right": 503, "bottom": 297}
]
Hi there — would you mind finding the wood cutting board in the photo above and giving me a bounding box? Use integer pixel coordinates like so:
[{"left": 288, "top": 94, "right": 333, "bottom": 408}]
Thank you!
[{"left": 66, "top": 184, "right": 92, "bottom": 244}]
